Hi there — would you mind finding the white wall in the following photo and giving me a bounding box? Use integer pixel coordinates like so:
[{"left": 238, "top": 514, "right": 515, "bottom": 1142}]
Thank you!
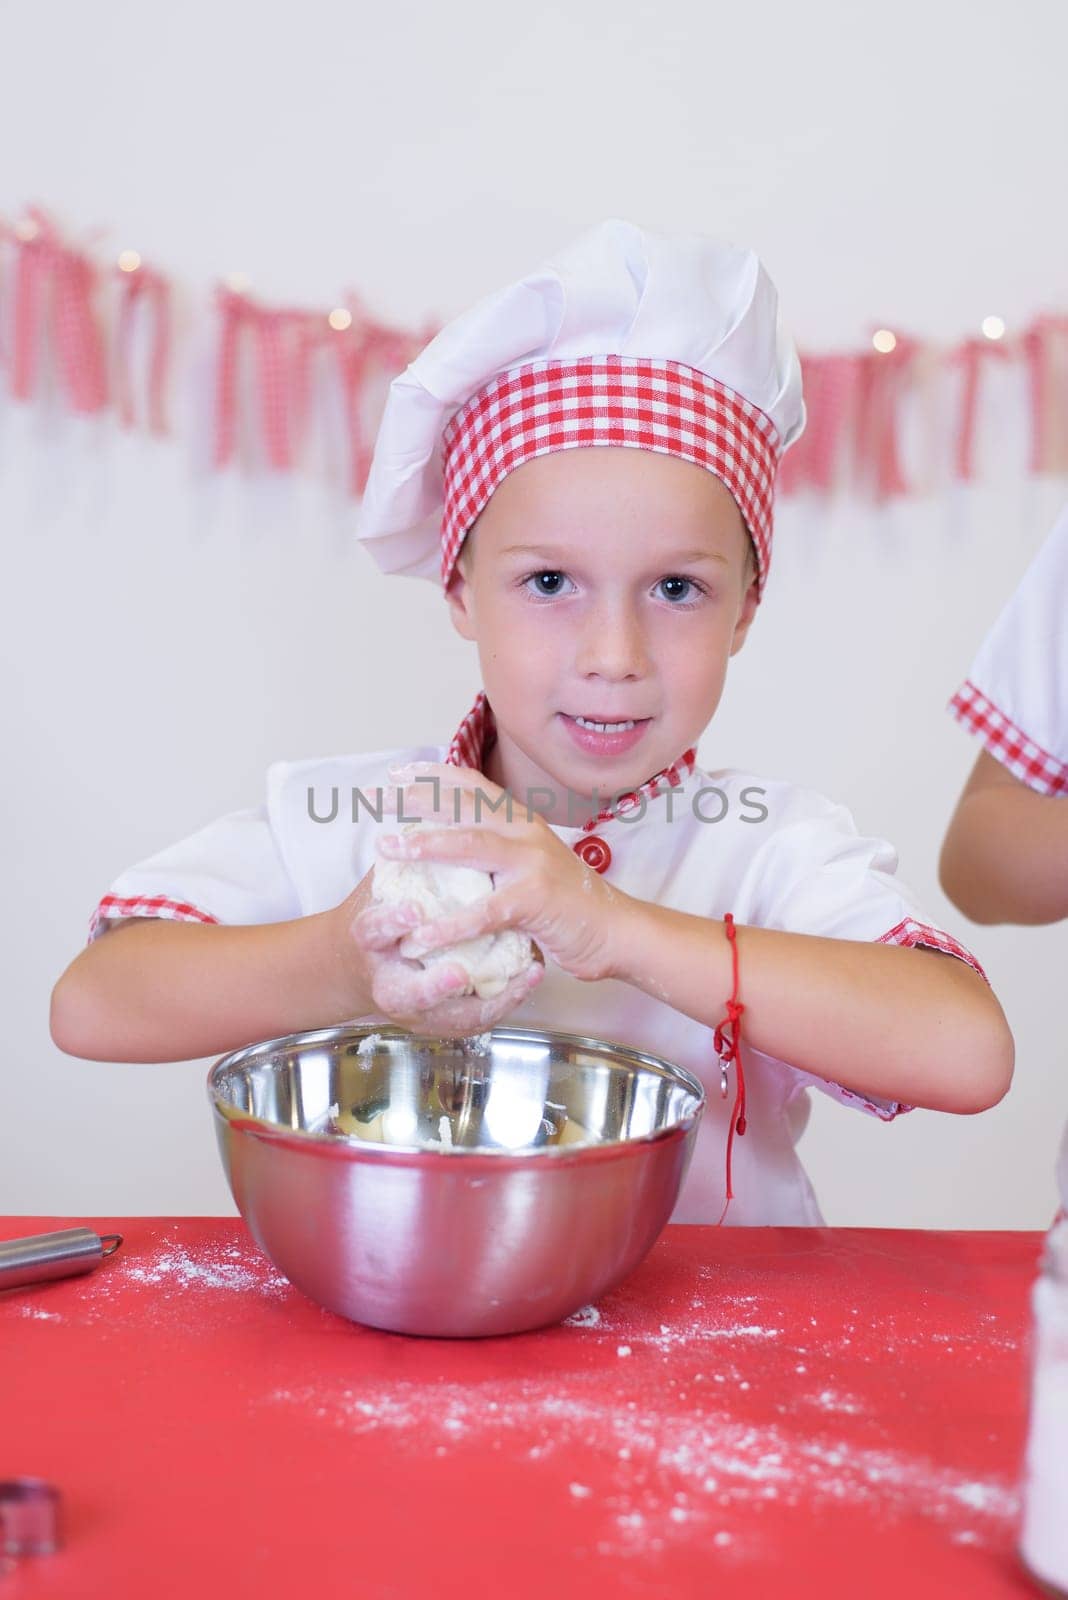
[{"left": 3, "top": 0, "right": 1067, "bottom": 1225}]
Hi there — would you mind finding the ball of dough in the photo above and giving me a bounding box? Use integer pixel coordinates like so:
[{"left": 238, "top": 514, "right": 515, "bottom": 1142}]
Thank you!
[{"left": 373, "top": 823, "right": 536, "bottom": 1000}]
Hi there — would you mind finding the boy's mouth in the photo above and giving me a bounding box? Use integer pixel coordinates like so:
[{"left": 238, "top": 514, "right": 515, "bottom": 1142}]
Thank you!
[
  {"left": 570, "top": 714, "right": 646, "bottom": 732},
  {"left": 559, "top": 713, "right": 652, "bottom": 755}
]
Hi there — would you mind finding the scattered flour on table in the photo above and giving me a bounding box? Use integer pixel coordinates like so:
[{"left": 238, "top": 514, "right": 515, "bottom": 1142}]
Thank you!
[
  {"left": 805, "top": 1388, "right": 864, "bottom": 1416},
  {"left": 254, "top": 1281, "right": 1023, "bottom": 1560},
  {"left": 578, "top": 1293, "right": 1019, "bottom": 1366},
  {"left": 4, "top": 1238, "right": 293, "bottom": 1330},
  {"left": 259, "top": 1372, "right": 1019, "bottom": 1560},
  {"left": 93, "top": 1241, "right": 290, "bottom": 1300}
]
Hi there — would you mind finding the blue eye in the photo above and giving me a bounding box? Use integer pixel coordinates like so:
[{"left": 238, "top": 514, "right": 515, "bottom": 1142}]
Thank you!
[
  {"left": 657, "top": 577, "right": 702, "bottom": 604},
  {"left": 522, "top": 571, "right": 571, "bottom": 598},
  {"left": 519, "top": 571, "right": 705, "bottom": 605}
]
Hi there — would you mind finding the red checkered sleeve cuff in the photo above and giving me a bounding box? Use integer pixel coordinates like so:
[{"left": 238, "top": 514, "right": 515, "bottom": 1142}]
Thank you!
[
  {"left": 816, "top": 917, "right": 989, "bottom": 1123},
  {"left": 949, "top": 680, "right": 1068, "bottom": 797},
  {"left": 876, "top": 915, "right": 989, "bottom": 984},
  {"left": 88, "top": 894, "right": 220, "bottom": 944}
]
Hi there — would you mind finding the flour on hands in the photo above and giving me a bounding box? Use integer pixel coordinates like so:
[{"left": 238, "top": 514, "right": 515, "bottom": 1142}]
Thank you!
[{"left": 372, "top": 823, "right": 536, "bottom": 1000}]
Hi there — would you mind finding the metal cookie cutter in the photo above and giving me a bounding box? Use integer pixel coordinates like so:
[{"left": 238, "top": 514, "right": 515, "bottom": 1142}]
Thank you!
[
  {"left": 0, "top": 1226, "right": 122, "bottom": 1291},
  {"left": 0, "top": 1479, "right": 62, "bottom": 1563}
]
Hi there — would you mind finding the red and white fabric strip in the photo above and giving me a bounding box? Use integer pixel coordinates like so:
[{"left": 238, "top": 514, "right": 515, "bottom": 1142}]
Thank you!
[
  {"left": 440, "top": 356, "right": 781, "bottom": 595},
  {"left": 820, "top": 916, "right": 990, "bottom": 1124},
  {"left": 823, "top": 1078, "right": 910, "bottom": 1122},
  {"left": 445, "top": 689, "right": 494, "bottom": 772},
  {"left": 852, "top": 338, "right": 915, "bottom": 502},
  {"left": 114, "top": 264, "right": 171, "bottom": 434},
  {"left": 213, "top": 286, "right": 244, "bottom": 469},
  {"left": 1023, "top": 317, "right": 1068, "bottom": 476},
  {"left": 776, "top": 353, "right": 861, "bottom": 496},
  {"left": 256, "top": 311, "right": 293, "bottom": 471},
  {"left": 10, "top": 213, "right": 108, "bottom": 414},
  {"left": 339, "top": 322, "right": 424, "bottom": 497},
  {"left": 88, "top": 894, "right": 219, "bottom": 944},
  {"left": 953, "top": 336, "right": 1011, "bottom": 482},
  {"left": 949, "top": 680, "right": 1068, "bottom": 797},
  {"left": 877, "top": 916, "right": 988, "bottom": 984}
]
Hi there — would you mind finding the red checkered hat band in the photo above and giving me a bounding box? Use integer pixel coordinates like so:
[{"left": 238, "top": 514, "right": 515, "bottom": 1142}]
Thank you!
[{"left": 440, "top": 355, "right": 781, "bottom": 592}]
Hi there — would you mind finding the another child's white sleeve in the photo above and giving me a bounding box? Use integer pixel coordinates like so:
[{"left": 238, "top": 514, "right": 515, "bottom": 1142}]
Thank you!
[
  {"left": 744, "top": 792, "right": 987, "bottom": 1121},
  {"left": 87, "top": 803, "right": 301, "bottom": 943},
  {"left": 949, "top": 503, "right": 1068, "bottom": 795}
]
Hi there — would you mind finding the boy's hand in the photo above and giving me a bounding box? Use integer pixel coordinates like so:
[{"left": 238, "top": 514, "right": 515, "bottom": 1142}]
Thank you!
[
  {"left": 377, "top": 763, "right": 623, "bottom": 983},
  {"left": 334, "top": 866, "right": 545, "bottom": 1038}
]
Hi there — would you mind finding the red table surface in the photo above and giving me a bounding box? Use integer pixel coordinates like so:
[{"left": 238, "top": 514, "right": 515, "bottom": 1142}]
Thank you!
[{"left": 0, "top": 1219, "right": 1049, "bottom": 1599}]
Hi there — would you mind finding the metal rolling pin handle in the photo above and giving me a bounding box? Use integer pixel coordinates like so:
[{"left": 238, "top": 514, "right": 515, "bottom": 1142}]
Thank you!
[{"left": 0, "top": 1227, "right": 123, "bottom": 1291}]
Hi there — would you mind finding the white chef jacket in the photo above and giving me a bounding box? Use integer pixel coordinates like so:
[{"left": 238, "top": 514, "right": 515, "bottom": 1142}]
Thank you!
[
  {"left": 949, "top": 503, "right": 1068, "bottom": 799},
  {"left": 90, "top": 698, "right": 983, "bottom": 1226},
  {"left": 949, "top": 502, "right": 1068, "bottom": 1217}
]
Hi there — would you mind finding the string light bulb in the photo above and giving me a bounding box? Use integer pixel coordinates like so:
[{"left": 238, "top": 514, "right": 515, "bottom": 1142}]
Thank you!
[
  {"left": 14, "top": 217, "right": 39, "bottom": 242},
  {"left": 117, "top": 250, "right": 142, "bottom": 274},
  {"left": 981, "top": 315, "right": 1006, "bottom": 341},
  {"left": 328, "top": 307, "right": 353, "bottom": 331},
  {"left": 225, "top": 272, "right": 251, "bottom": 295},
  {"left": 872, "top": 329, "right": 897, "bottom": 354}
]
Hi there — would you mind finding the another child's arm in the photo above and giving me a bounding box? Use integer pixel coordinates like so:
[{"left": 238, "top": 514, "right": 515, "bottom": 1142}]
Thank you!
[
  {"left": 50, "top": 868, "right": 543, "bottom": 1063},
  {"left": 940, "top": 507, "right": 1068, "bottom": 927},
  {"left": 940, "top": 749, "right": 1068, "bottom": 926}
]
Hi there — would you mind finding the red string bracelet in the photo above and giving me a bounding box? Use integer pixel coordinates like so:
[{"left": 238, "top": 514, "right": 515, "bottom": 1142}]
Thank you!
[{"left": 714, "top": 912, "right": 747, "bottom": 1226}]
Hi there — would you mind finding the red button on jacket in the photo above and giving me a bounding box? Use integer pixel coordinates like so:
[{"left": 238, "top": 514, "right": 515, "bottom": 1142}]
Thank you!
[{"left": 573, "top": 835, "right": 612, "bottom": 873}]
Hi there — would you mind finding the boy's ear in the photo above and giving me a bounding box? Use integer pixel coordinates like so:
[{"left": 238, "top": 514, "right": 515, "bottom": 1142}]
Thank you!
[
  {"left": 445, "top": 567, "right": 477, "bottom": 641},
  {"left": 728, "top": 576, "right": 761, "bottom": 657}
]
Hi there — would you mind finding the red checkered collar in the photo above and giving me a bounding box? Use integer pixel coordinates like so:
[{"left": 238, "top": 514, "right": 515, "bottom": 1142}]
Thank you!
[{"left": 445, "top": 690, "right": 697, "bottom": 834}]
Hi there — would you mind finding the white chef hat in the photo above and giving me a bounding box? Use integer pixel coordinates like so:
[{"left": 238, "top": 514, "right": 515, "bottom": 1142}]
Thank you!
[{"left": 356, "top": 218, "right": 805, "bottom": 598}]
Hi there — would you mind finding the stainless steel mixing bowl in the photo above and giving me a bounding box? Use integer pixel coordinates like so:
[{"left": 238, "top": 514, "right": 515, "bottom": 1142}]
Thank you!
[{"left": 208, "top": 1023, "right": 704, "bottom": 1337}]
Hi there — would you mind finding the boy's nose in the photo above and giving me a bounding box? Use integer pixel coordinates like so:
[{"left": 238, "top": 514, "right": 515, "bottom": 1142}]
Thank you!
[{"left": 574, "top": 604, "right": 649, "bottom": 681}]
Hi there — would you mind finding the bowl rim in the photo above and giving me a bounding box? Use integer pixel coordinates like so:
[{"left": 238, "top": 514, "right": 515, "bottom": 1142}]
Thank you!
[{"left": 207, "top": 1021, "right": 706, "bottom": 1162}]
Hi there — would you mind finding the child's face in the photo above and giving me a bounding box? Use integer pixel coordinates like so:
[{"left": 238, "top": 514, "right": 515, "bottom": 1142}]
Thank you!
[{"left": 445, "top": 447, "right": 759, "bottom": 808}]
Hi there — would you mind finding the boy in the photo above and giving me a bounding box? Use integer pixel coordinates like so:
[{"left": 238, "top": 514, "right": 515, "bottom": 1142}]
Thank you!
[{"left": 52, "top": 219, "right": 1013, "bottom": 1224}]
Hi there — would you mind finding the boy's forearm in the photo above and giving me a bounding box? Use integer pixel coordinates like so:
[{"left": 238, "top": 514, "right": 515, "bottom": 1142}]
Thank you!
[
  {"left": 605, "top": 896, "right": 1013, "bottom": 1114},
  {"left": 50, "top": 911, "right": 372, "bottom": 1063},
  {"left": 940, "top": 786, "right": 1068, "bottom": 925}
]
